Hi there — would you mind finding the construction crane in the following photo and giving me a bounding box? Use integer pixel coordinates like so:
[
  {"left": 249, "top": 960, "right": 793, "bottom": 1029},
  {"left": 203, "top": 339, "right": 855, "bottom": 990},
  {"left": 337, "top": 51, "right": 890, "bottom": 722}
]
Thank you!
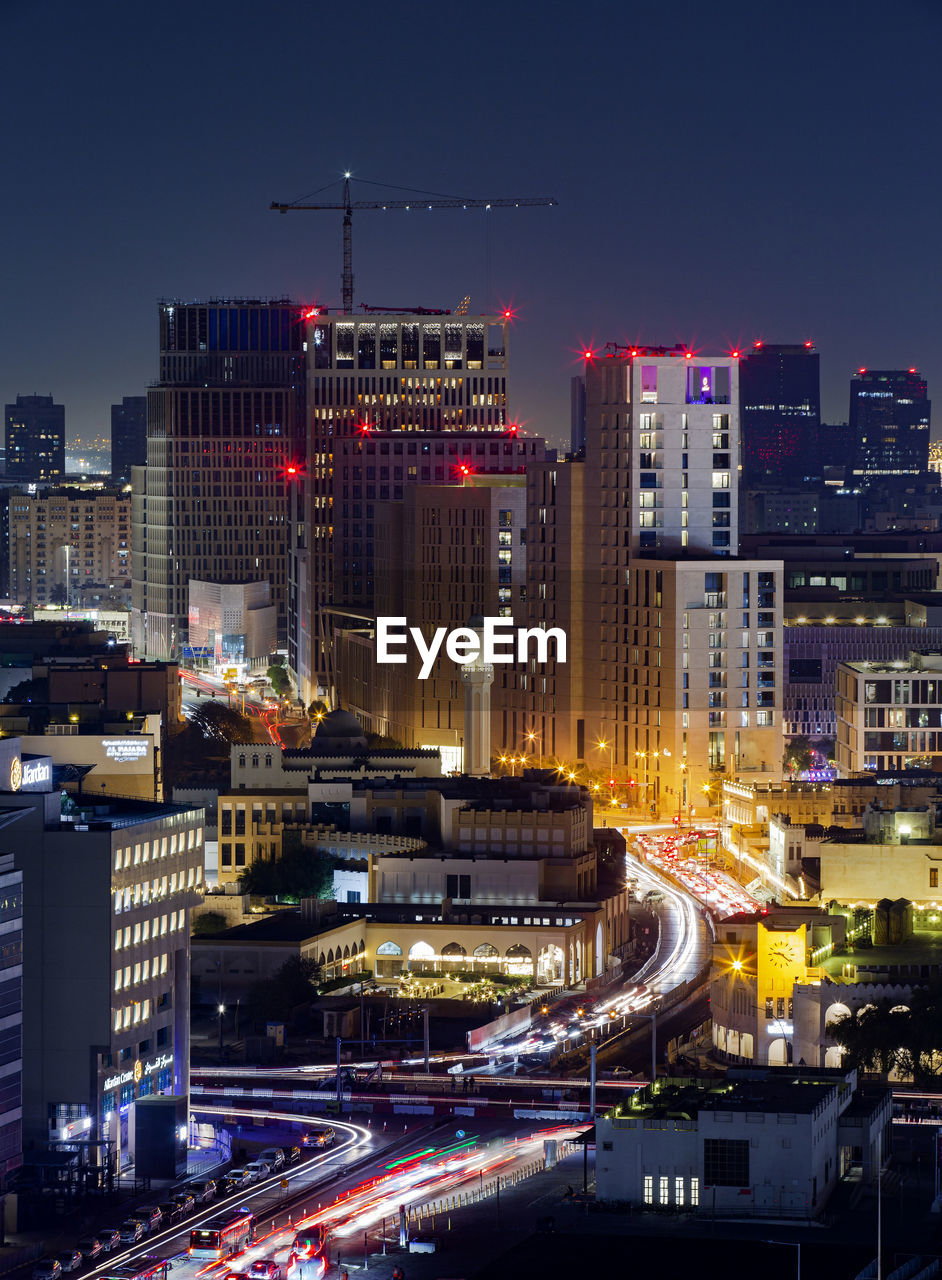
[{"left": 270, "top": 174, "right": 557, "bottom": 314}]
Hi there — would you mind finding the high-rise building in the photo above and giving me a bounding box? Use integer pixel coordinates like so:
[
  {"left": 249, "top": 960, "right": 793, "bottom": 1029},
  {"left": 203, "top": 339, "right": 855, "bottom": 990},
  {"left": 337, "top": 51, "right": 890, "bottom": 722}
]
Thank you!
[
  {"left": 111, "top": 396, "right": 147, "bottom": 485},
  {"left": 0, "top": 854, "right": 22, "bottom": 1184},
  {"left": 333, "top": 476, "right": 529, "bottom": 769},
  {"left": 8, "top": 488, "right": 130, "bottom": 606},
  {"left": 739, "top": 342, "right": 820, "bottom": 488},
  {"left": 511, "top": 346, "right": 783, "bottom": 799},
  {"left": 0, "top": 735, "right": 205, "bottom": 1169},
  {"left": 4, "top": 395, "right": 65, "bottom": 483},
  {"left": 132, "top": 299, "right": 306, "bottom": 659},
  {"left": 290, "top": 310, "right": 527, "bottom": 702},
  {"left": 850, "top": 368, "right": 930, "bottom": 479}
]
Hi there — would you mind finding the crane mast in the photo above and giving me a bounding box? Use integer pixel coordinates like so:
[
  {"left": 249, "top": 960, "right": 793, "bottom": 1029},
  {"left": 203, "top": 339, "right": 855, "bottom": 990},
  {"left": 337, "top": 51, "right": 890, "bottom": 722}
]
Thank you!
[{"left": 271, "top": 177, "right": 557, "bottom": 314}]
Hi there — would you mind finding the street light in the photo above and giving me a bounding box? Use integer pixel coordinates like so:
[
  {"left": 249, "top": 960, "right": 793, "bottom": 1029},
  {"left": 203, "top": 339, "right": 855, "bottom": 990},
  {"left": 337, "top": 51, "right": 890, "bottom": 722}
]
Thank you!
[{"left": 217, "top": 1003, "right": 225, "bottom": 1058}]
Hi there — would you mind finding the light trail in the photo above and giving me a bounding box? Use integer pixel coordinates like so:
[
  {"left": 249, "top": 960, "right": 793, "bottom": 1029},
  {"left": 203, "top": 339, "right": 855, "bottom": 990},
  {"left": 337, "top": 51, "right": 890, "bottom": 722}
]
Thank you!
[{"left": 81, "top": 1118, "right": 369, "bottom": 1278}]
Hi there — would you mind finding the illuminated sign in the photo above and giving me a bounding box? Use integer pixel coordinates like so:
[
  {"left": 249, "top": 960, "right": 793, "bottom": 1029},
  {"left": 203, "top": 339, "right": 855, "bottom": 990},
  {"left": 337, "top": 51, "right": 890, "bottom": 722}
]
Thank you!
[
  {"left": 9, "top": 758, "right": 20, "bottom": 792},
  {"left": 376, "top": 616, "right": 567, "bottom": 680},
  {"left": 21, "top": 760, "right": 51, "bottom": 788},
  {"left": 103, "top": 1051, "right": 173, "bottom": 1093},
  {"left": 102, "top": 738, "right": 149, "bottom": 763}
]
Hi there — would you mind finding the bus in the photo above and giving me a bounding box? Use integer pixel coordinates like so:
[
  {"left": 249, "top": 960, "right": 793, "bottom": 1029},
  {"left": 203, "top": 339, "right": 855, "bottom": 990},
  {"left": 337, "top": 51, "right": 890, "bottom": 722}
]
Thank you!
[
  {"left": 189, "top": 1209, "right": 256, "bottom": 1259},
  {"left": 104, "top": 1260, "right": 172, "bottom": 1280}
]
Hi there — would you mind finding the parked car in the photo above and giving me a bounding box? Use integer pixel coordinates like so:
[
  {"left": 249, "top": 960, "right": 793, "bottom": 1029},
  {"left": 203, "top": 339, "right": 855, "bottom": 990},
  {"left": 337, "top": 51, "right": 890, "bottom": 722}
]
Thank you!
[
  {"left": 249, "top": 1261, "right": 285, "bottom": 1280},
  {"left": 76, "top": 1239, "right": 103, "bottom": 1263},
  {"left": 33, "top": 1261, "right": 62, "bottom": 1280},
  {"left": 55, "top": 1253, "right": 83, "bottom": 1275},
  {"left": 171, "top": 1188, "right": 196, "bottom": 1215},
  {"left": 134, "top": 1205, "right": 163, "bottom": 1233},
  {"left": 281, "top": 1145, "right": 301, "bottom": 1165},
  {"left": 315, "top": 1127, "right": 336, "bottom": 1148},
  {"left": 259, "top": 1146, "right": 286, "bottom": 1172},
  {"left": 244, "top": 1159, "right": 271, "bottom": 1182},
  {"left": 190, "top": 1178, "right": 217, "bottom": 1203},
  {"left": 95, "top": 1230, "right": 121, "bottom": 1254},
  {"left": 224, "top": 1168, "right": 252, "bottom": 1191},
  {"left": 118, "top": 1220, "right": 145, "bottom": 1243},
  {"left": 156, "top": 1200, "right": 184, "bottom": 1225}
]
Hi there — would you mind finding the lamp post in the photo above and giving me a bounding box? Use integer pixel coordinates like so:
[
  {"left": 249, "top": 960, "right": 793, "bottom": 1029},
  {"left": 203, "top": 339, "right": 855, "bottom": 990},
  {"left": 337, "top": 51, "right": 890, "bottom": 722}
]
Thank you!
[
  {"left": 524, "top": 731, "right": 542, "bottom": 767},
  {"left": 217, "top": 1003, "right": 225, "bottom": 1059},
  {"left": 597, "top": 737, "right": 615, "bottom": 808}
]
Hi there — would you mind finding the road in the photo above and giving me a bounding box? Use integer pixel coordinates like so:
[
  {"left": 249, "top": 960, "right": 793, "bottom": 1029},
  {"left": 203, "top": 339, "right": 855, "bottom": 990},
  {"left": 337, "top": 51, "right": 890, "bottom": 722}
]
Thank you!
[
  {"left": 179, "top": 669, "right": 304, "bottom": 748},
  {"left": 91, "top": 1120, "right": 582, "bottom": 1279}
]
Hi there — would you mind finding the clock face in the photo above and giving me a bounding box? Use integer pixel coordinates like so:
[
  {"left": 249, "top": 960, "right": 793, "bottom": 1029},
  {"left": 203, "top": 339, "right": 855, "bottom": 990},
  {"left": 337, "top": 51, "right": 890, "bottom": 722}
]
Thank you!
[{"left": 767, "top": 939, "right": 799, "bottom": 968}]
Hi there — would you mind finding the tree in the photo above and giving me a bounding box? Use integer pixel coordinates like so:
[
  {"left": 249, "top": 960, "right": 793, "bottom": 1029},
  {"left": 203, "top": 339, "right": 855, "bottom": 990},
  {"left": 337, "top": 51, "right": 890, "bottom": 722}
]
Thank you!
[
  {"left": 366, "top": 732, "right": 404, "bottom": 750},
  {"left": 192, "top": 911, "right": 228, "bottom": 936},
  {"left": 49, "top": 583, "right": 68, "bottom": 605},
  {"left": 189, "top": 700, "right": 253, "bottom": 747},
  {"left": 784, "top": 736, "right": 816, "bottom": 775},
  {"left": 268, "top": 663, "right": 290, "bottom": 696},
  {"left": 3, "top": 676, "right": 49, "bottom": 704},
  {"left": 243, "top": 954, "right": 322, "bottom": 1025},
  {"left": 239, "top": 846, "right": 335, "bottom": 903}
]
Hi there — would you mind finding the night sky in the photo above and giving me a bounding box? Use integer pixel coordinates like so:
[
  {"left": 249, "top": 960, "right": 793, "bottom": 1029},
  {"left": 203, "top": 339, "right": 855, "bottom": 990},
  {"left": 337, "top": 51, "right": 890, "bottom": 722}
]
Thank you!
[{"left": 2, "top": 0, "right": 941, "bottom": 453}]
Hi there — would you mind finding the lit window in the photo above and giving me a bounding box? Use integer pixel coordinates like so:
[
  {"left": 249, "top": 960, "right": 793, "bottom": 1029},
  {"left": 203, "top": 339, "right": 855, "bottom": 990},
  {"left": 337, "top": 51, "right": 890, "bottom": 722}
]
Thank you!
[
  {"left": 691, "top": 1178, "right": 699, "bottom": 1206},
  {"left": 659, "top": 1176, "right": 669, "bottom": 1204},
  {"left": 643, "top": 1175, "right": 653, "bottom": 1204},
  {"left": 114, "top": 971, "right": 122, "bottom": 992},
  {"left": 675, "top": 1176, "right": 684, "bottom": 1206}
]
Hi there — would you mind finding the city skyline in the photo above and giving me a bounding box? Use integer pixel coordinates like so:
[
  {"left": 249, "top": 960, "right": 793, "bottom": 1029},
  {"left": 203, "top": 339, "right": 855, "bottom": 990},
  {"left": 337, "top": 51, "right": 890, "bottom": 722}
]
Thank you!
[{"left": 2, "top": 0, "right": 941, "bottom": 452}]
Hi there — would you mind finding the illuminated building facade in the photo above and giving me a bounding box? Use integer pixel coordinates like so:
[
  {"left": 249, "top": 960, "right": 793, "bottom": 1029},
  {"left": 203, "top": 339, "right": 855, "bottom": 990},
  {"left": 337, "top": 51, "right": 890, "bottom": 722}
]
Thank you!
[
  {"left": 511, "top": 349, "right": 749, "bottom": 776},
  {"left": 739, "top": 342, "right": 820, "bottom": 488},
  {"left": 0, "top": 855, "right": 22, "bottom": 1184},
  {"left": 110, "top": 396, "right": 147, "bottom": 485},
  {"left": 710, "top": 906, "right": 845, "bottom": 1065},
  {"left": 333, "top": 476, "right": 529, "bottom": 762},
  {"left": 850, "top": 368, "right": 930, "bottom": 479},
  {"left": 596, "top": 1066, "right": 888, "bottom": 1217},
  {"left": 4, "top": 394, "right": 65, "bottom": 483},
  {"left": 132, "top": 299, "right": 305, "bottom": 660},
  {"left": 8, "top": 488, "right": 130, "bottom": 607},
  {"left": 835, "top": 652, "right": 942, "bottom": 774},
  {"left": 289, "top": 310, "right": 527, "bottom": 702},
  {"left": 0, "top": 737, "right": 204, "bottom": 1167}
]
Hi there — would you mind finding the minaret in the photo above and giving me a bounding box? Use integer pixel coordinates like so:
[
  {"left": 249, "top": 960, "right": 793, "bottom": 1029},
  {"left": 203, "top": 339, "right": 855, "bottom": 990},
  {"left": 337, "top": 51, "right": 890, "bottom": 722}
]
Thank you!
[{"left": 459, "top": 614, "right": 494, "bottom": 776}]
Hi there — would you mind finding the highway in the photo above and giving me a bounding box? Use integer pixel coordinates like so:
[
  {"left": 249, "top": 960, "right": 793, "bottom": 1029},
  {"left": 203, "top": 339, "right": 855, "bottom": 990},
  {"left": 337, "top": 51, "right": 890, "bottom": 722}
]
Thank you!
[{"left": 88, "top": 1120, "right": 580, "bottom": 1280}]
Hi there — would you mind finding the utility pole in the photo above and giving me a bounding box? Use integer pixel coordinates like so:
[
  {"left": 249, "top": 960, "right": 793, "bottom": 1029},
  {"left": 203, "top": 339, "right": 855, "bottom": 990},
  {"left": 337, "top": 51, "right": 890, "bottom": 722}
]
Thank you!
[{"left": 423, "top": 1005, "right": 430, "bottom": 1073}]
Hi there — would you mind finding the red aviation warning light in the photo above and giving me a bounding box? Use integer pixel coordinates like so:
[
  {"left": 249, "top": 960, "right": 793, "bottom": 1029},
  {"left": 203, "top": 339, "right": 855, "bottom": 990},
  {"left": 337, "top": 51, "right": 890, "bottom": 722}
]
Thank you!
[
  {"left": 303, "top": 306, "right": 320, "bottom": 321},
  {"left": 857, "top": 367, "right": 867, "bottom": 375},
  {"left": 608, "top": 777, "right": 615, "bottom": 788},
  {"left": 457, "top": 462, "right": 473, "bottom": 478},
  {"left": 507, "top": 422, "right": 519, "bottom": 436},
  {"left": 684, "top": 350, "right": 693, "bottom": 359},
  {"left": 804, "top": 339, "right": 814, "bottom": 348},
  {"left": 356, "top": 421, "right": 373, "bottom": 436},
  {"left": 502, "top": 307, "right": 516, "bottom": 320},
  {"left": 731, "top": 349, "right": 740, "bottom": 359},
  {"left": 284, "top": 461, "right": 304, "bottom": 479},
  {"left": 583, "top": 348, "right": 595, "bottom": 361}
]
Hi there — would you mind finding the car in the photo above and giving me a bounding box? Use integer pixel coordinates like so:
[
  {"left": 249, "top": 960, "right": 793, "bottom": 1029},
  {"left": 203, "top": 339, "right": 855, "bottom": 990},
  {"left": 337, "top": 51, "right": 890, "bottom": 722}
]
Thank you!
[
  {"left": 56, "top": 1253, "right": 83, "bottom": 1275},
  {"left": 244, "top": 1159, "right": 271, "bottom": 1182},
  {"left": 248, "top": 1262, "right": 285, "bottom": 1280},
  {"left": 224, "top": 1167, "right": 252, "bottom": 1191},
  {"left": 315, "top": 1127, "right": 336, "bottom": 1148},
  {"left": 133, "top": 1204, "right": 163, "bottom": 1233},
  {"left": 156, "top": 1200, "right": 184, "bottom": 1224},
  {"left": 95, "top": 1230, "right": 121, "bottom": 1254},
  {"left": 33, "top": 1262, "right": 62, "bottom": 1280},
  {"left": 118, "top": 1220, "right": 145, "bottom": 1243},
  {"left": 259, "top": 1146, "right": 286, "bottom": 1172},
  {"left": 170, "top": 1188, "right": 196, "bottom": 1214},
  {"left": 76, "top": 1239, "right": 103, "bottom": 1263},
  {"left": 190, "top": 1178, "right": 217, "bottom": 1203},
  {"left": 281, "top": 1145, "right": 301, "bottom": 1165}
]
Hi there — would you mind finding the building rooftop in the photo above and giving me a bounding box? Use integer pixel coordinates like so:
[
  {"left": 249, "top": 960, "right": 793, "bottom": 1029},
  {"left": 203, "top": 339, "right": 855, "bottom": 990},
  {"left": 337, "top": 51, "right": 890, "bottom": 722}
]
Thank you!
[
  {"left": 614, "top": 1068, "right": 854, "bottom": 1122},
  {"left": 53, "top": 796, "right": 204, "bottom": 831}
]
